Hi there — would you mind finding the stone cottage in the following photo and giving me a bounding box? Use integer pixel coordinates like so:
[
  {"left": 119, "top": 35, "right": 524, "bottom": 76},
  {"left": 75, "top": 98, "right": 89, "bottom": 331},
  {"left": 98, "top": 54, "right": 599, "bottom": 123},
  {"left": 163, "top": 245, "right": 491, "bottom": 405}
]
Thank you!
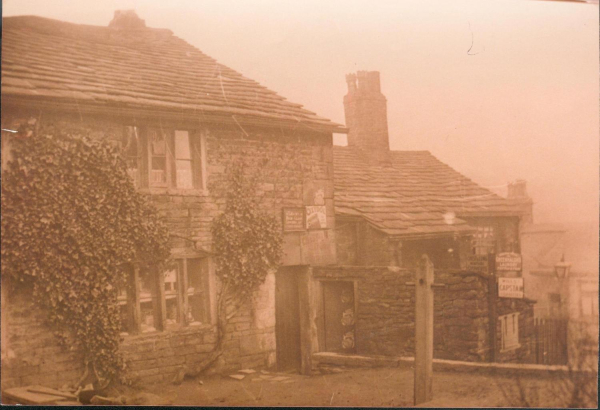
[
  {"left": 312, "top": 71, "right": 536, "bottom": 364},
  {"left": 0, "top": 11, "right": 345, "bottom": 389}
]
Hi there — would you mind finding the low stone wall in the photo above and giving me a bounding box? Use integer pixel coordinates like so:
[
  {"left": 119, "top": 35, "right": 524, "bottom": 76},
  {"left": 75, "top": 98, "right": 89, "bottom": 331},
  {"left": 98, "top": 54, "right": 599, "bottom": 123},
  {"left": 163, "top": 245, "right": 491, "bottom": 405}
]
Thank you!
[{"left": 312, "top": 266, "right": 535, "bottom": 363}]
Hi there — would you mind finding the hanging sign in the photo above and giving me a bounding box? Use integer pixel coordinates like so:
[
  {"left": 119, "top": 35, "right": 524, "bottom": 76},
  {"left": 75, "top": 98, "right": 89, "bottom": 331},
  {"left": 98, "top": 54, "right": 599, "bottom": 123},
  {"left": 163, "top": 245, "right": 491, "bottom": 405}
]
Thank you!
[
  {"left": 496, "top": 253, "right": 522, "bottom": 271},
  {"left": 282, "top": 207, "right": 305, "bottom": 232},
  {"left": 498, "top": 277, "right": 524, "bottom": 298}
]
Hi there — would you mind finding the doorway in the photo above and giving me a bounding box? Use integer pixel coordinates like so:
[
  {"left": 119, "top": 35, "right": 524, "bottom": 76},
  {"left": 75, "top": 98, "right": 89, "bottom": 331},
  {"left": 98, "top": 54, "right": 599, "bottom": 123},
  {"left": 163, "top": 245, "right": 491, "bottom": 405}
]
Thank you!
[{"left": 275, "top": 267, "right": 302, "bottom": 371}]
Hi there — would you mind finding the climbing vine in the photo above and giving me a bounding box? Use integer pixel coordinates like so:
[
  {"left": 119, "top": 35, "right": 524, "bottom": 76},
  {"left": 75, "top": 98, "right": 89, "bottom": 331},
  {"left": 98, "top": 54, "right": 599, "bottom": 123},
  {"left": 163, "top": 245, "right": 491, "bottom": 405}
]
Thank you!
[
  {"left": 1, "top": 128, "right": 171, "bottom": 386},
  {"left": 193, "top": 163, "right": 282, "bottom": 373}
]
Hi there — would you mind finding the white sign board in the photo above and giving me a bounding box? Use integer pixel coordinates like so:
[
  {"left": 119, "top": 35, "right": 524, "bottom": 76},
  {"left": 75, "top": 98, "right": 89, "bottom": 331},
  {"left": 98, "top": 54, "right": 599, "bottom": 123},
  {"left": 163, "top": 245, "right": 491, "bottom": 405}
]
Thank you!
[
  {"left": 496, "top": 252, "right": 522, "bottom": 271},
  {"left": 498, "top": 277, "right": 524, "bottom": 299}
]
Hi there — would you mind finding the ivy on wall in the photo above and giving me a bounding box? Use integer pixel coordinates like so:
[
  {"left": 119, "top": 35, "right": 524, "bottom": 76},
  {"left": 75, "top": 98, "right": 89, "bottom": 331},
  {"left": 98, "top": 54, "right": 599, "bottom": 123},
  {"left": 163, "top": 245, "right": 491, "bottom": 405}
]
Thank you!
[
  {"left": 191, "top": 163, "right": 283, "bottom": 374},
  {"left": 1, "top": 129, "right": 171, "bottom": 386}
]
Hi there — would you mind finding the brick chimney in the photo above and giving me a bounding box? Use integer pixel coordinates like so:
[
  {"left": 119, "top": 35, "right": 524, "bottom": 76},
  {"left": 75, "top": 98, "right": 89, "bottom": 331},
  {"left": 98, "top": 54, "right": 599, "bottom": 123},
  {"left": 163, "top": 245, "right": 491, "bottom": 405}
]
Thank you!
[
  {"left": 109, "top": 10, "right": 146, "bottom": 29},
  {"left": 507, "top": 179, "right": 533, "bottom": 223},
  {"left": 343, "top": 71, "right": 390, "bottom": 151}
]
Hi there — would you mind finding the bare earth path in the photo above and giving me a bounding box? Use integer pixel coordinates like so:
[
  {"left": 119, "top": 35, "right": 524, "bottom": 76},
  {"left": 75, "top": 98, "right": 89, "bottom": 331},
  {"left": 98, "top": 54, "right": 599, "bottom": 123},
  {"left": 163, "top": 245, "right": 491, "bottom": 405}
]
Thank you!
[{"left": 148, "top": 367, "right": 568, "bottom": 407}]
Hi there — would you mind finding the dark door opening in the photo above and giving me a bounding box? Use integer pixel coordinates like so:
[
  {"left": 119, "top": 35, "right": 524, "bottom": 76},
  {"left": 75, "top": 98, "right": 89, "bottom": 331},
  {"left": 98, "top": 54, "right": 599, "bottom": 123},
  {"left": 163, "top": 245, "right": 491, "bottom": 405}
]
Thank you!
[{"left": 275, "top": 267, "right": 301, "bottom": 371}]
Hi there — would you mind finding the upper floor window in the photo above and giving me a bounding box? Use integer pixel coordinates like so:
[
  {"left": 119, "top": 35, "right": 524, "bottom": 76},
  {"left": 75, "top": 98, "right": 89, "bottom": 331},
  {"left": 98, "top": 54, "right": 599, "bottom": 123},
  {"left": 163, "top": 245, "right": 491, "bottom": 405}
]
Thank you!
[{"left": 122, "top": 126, "right": 205, "bottom": 191}]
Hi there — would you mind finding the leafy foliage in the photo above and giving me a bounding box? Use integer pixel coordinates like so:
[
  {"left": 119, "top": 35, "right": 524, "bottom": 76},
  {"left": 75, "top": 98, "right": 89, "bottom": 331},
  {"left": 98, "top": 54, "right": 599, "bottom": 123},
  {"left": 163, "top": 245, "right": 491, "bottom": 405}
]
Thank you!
[
  {"left": 1, "top": 130, "right": 171, "bottom": 385},
  {"left": 191, "top": 163, "right": 282, "bottom": 374},
  {"left": 212, "top": 164, "right": 283, "bottom": 300}
]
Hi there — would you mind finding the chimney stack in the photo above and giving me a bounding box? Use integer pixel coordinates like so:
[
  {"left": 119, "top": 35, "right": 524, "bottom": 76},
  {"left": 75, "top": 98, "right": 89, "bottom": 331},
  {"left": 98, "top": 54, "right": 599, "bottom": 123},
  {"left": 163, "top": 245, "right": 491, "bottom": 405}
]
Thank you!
[
  {"left": 343, "top": 71, "right": 390, "bottom": 151},
  {"left": 109, "top": 10, "right": 146, "bottom": 29},
  {"left": 507, "top": 179, "right": 534, "bottom": 223}
]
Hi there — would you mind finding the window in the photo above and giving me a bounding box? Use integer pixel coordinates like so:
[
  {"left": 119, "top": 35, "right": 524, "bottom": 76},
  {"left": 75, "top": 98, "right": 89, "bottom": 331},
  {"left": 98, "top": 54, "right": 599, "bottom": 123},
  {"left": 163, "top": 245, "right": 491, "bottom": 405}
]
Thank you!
[
  {"left": 174, "top": 131, "right": 193, "bottom": 189},
  {"left": 120, "top": 126, "right": 205, "bottom": 191},
  {"left": 121, "top": 126, "right": 139, "bottom": 186},
  {"left": 472, "top": 225, "right": 496, "bottom": 255},
  {"left": 149, "top": 129, "right": 168, "bottom": 187},
  {"left": 500, "top": 313, "right": 519, "bottom": 351},
  {"left": 118, "top": 257, "right": 211, "bottom": 335}
]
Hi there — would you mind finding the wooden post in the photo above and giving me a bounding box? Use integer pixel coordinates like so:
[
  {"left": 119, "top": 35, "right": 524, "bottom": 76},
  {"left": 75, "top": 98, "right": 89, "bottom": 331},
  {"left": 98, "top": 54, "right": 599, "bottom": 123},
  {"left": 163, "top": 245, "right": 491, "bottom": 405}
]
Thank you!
[
  {"left": 154, "top": 268, "right": 167, "bottom": 331},
  {"left": 487, "top": 252, "right": 498, "bottom": 363},
  {"left": 129, "top": 265, "right": 142, "bottom": 334},
  {"left": 414, "top": 254, "right": 434, "bottom": 405}
]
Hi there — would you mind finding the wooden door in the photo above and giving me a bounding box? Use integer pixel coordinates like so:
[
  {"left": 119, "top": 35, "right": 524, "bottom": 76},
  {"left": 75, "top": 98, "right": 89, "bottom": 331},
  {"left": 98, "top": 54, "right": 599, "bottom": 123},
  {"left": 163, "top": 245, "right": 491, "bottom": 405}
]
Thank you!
[
  {"left": 323, "top": 281, "right": 356, "bottom": 353},
  {"left": 275, "top": 267, "right": 301, "bottom": 371}
]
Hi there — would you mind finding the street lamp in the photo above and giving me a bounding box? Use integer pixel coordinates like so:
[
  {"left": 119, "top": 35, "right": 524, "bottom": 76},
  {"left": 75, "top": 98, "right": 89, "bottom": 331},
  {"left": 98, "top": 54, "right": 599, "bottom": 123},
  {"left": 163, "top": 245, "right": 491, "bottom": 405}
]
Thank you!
[{"left": 554, "top": 254, "right": 571, "bottom": 280}]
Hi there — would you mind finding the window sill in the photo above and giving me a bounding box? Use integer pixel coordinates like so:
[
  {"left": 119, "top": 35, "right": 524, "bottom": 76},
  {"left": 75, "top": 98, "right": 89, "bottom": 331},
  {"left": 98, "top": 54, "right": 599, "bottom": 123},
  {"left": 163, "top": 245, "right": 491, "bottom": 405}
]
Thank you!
[
  {"left": 120, "top": 322, "right": 214, "bottom": 342},
  {"left": 500, "top": 343, "right": 521, "bottom": 353},
  {"left": 138, "top": 187, "right": 209, "bottom": 197}
]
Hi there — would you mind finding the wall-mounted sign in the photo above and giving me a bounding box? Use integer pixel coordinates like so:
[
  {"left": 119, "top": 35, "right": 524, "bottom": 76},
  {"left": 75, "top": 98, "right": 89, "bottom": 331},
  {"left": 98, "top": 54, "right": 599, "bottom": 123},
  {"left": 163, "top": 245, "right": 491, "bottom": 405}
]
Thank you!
[
  {"left": 466, "top": 255, "right": 489, "bottom": 274},
  {"left": 282, "top": 207, "right": 305, "bottom": 232},
  {"left": 306, "top": 205, "right": 327, "bottom": 230},
  {"left": 496, "top": 253, "right": 522, "bottom": 271},
  {"left": 498, "top": 277, "right": 524, "bottom": 299}
]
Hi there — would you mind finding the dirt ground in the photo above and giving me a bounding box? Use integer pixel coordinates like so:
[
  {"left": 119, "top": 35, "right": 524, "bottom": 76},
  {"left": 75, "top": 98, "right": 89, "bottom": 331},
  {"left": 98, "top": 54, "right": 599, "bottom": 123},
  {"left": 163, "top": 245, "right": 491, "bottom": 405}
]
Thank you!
[{"left": 143, "top": 366, "right": 580, "bottom": 407}]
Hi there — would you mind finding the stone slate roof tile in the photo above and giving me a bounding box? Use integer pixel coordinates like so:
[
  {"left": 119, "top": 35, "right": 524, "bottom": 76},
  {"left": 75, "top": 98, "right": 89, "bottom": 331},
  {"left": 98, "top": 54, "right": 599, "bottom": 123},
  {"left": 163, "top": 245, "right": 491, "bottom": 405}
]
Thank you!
[
  {"left": 2, "top": 15, "right": 345, "bottom": 133},
  {"left": 333, "top": 147, "right": 524, "bottom": 238}
]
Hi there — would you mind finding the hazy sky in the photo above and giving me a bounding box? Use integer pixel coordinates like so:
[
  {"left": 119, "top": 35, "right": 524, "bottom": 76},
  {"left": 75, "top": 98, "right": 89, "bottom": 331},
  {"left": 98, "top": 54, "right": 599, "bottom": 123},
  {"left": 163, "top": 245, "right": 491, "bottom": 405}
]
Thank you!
[{"left": 4, "top": 0, "right": 599, "bottom": 226}]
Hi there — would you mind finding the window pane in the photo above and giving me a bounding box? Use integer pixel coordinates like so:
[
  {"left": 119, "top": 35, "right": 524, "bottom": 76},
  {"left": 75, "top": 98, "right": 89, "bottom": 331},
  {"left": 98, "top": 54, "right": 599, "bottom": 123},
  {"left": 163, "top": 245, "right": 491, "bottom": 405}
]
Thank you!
[
  {"left": 140, "top": 273, "right": 156, "bottom": 333},
  {"left": 122, "top": 126, "right": 139, "bottom": 186},
  {"left": 117, "top": 287, "right": 130, "bottom": 334},
  {"left": 176, "top": 160, "right": 193, "bottom": 189},
  {"left": 187, "top": 258, "right": 208, "bottom": 324},
  {"left": 164, "top": 268, "right": 180, "bottom": 328},
  {"left": 175, "top": 130, "right": 191, "bottom": 160},
  {"left": 150, "top": 130, "right": 166, "bottom": 155}
]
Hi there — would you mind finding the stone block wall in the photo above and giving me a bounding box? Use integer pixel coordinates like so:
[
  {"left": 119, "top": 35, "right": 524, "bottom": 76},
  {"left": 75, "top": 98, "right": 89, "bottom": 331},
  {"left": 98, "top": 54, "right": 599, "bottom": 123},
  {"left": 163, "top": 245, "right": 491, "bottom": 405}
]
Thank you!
[
  {"left": 1, "top": 273, "right": 276, "bottom": 390},
  {"left": 312, "top": 266, "right": 535, "bottom": 363}
]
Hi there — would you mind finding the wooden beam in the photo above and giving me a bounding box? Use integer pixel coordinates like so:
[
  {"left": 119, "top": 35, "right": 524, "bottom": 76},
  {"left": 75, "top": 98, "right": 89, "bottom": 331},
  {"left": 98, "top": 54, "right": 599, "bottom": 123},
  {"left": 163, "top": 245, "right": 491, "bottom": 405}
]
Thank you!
[
  {"left": 180, "top": 259, "right": 189, "bottom": 326},
  {"left": 154, "top": 268, "right": 167, "bottom": 331},
  {"left": 129, "top": 265, "right": 142, "bottom": 334},
  {"left": 414, "top": 254, "right": 434, "bottom": 405}
]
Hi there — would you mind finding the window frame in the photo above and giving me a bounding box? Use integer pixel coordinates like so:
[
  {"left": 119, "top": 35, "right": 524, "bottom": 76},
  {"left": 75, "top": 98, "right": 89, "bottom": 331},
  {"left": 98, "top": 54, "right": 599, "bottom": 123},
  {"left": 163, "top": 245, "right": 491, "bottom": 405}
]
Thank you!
[
  {"left": 119, "top": 256, "right": 212, "bottom": 336},
  {"left": 121, "top": 126, "right": 207, "bottom": 192}
]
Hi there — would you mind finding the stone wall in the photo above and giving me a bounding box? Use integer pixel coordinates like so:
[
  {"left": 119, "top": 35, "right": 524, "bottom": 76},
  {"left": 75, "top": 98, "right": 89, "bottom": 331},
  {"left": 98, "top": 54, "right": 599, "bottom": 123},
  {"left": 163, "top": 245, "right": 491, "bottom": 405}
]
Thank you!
[
  {"left": 1, "top": 273, "right": 276, "bottom": 390},
  {"left": 312, "top": 266, "right": 535, "bottom": 363},
  {"left": 1, "top": 108, "right": 333, "bottom": 388}
]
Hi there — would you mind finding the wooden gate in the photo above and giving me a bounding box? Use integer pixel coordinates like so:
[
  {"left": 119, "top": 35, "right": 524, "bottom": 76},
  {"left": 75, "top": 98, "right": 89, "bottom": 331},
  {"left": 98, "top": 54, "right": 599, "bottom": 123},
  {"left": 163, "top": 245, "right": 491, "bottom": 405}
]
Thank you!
[
  {"left": 275, "top": 267, "right": 301, "bottom": 371},
  {"left": 322, "top": 281, "right": 356, "bottom": 353},
  {"left": 534, "top": 317, "right": 568, "bottom": 365}
]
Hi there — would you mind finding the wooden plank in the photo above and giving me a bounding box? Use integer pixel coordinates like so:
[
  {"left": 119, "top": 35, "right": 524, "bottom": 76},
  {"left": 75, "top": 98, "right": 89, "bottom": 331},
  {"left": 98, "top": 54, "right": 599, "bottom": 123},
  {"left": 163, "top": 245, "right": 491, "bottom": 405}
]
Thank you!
[
  {"left": 154, "top": 268, "right": 167, "bottom": 331},
  {"left": 414, "top": 254, "right": 434, "bottom": 405},
  {"left": 129, "top": 265, "right": 142, "bottom": 334},
  {"left": 3, "top": 387, "right": 69, "bottom": 405},
  {"left": 26, "top": 386, "right": 77, "bottom": 400},
  {"left": 180, "top": 259, "right": 189, "bottom": 326}
]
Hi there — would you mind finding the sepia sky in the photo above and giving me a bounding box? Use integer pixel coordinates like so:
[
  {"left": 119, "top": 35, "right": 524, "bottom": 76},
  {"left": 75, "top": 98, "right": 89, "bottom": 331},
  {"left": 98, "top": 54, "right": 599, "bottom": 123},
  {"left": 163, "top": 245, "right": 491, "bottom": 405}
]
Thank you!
[{"left": 3, "top": 0, "right": 599, "bottom": 227}]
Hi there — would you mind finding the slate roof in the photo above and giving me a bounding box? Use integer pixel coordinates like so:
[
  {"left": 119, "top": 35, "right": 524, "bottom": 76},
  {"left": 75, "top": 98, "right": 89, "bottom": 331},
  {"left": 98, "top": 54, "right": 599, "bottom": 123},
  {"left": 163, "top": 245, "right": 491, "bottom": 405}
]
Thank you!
[
  {"left": 333, "top": 147, "right": 526, "bottom": 239},
  {"left": 1, "top": 15, "right": 345, "bottom": 133}
]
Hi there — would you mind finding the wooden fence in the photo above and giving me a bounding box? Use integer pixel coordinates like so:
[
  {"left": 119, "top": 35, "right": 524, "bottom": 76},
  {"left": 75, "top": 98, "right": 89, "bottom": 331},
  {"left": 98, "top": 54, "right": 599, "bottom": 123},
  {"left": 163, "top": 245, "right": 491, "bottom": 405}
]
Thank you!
[{"left": 534, "top": 317, "right": 568, "bottom": 365}]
